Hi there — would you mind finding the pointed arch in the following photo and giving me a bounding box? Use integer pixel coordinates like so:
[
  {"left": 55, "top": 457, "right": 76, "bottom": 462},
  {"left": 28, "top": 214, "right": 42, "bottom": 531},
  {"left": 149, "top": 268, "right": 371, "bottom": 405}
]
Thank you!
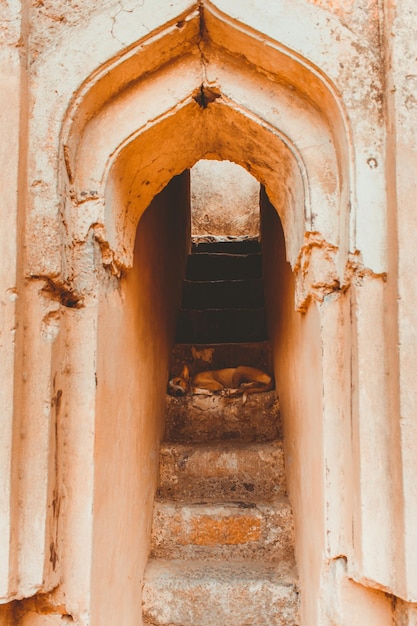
[{"left": 62, "top": 1, "right": 352, "bottom": 279}]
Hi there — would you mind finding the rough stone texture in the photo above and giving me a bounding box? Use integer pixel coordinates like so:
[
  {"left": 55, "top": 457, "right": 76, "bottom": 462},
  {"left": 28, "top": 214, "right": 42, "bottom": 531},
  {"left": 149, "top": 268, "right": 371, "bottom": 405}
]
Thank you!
[
  {"left": 151, "top": 498, "right": 294, "bottom": 562},
  {"left": 144, "top": 381, "right": 298, "bottom": 624},
  {"left": 143, "top": 559, "right": 299, "bottom": 626},
  {"left": 165, "top": 391, "right": 281, "bottom": 443},
  {"left": 190, "top": 159, "right": 260, "bottom": 237},
  {"left": 158, "top": 440, "right": 287, "bottom": 501}
]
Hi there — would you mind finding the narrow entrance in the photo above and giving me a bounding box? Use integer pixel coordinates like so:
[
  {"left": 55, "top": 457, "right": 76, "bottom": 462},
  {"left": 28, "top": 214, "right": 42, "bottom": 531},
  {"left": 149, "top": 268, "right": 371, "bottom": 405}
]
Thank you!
[
  {"left": 62, "top": 9, "right": 351, "bottom": 619},
  {"left": 176, "top": 159, "right": 267, "bottom": 344},
  {"left": 141, "top": 161, "right": 300, "bottom": 625}
]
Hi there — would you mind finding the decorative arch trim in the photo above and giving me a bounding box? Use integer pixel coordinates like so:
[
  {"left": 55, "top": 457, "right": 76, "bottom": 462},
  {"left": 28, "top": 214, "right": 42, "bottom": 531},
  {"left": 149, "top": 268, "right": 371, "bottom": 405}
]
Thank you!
[{"left": 62, "top": 0, "right": 353, "bottom": 297}]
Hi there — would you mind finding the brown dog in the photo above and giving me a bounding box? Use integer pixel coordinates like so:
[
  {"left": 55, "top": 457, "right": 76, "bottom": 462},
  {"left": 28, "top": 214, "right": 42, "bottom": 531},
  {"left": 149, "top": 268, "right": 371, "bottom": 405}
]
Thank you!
[{"left": 168, "top": 365, "right": 273, "bottom": 401}]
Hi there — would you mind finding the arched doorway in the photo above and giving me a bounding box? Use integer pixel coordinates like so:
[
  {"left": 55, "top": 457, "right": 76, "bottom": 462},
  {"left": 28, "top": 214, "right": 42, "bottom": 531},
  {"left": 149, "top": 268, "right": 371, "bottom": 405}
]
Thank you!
[{"left": 59, "top": 4, "right": 354, "bottom": 623}]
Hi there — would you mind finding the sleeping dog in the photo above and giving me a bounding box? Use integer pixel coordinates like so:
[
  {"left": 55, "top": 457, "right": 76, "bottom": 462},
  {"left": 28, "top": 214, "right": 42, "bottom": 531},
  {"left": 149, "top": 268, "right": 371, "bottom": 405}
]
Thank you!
[{"left": 168, "top": 364, "right": 273, "bottom": 402}]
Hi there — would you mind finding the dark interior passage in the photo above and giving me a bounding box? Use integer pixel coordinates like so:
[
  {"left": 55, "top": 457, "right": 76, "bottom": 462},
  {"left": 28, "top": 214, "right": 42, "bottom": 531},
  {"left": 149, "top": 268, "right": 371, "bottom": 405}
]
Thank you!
[{"left": 175, "top": 237, "right": 268, "bottom": 344}]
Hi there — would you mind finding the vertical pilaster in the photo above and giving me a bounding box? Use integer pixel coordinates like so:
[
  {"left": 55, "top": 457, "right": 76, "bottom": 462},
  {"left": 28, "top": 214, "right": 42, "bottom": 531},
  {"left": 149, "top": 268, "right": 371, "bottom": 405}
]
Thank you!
[
  {"left": 0, "top": 0, "right": 24, "bottom": 601},
  {"left": 385, "top": 0, "right": 417, "bottom": 600}
]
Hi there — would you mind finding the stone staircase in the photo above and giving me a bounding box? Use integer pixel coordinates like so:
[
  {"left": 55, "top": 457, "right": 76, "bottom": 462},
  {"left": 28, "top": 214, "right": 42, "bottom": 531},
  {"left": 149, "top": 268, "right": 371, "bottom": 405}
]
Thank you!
[
  {"left": 142, "top": 238, "right": 298, "bottom": 624},
  {"left": 142, "top": 348, "right": 299, "bottom": 625},
  {"left": 175, "top": 238, "right": 268, "bottom": 344}
]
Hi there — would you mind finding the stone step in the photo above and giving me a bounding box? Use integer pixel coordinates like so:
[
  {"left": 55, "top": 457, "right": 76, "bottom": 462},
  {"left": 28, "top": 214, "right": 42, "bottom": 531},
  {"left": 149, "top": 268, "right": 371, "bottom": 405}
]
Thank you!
[
  {"left": 169, "top": 341, "right": 271, "bottom": 379},
  {"left": 181, "top": 278, "right": 264, "bottom": 309},
  {"left": 150, "top": 498, "right": 294, "bottom": 562},
  {"left": 186, "top": 252, "right": 262, "bottom": 281},
  {"left": 158, "top": 440, "right": 287, "bottom": 501},
  {"left": 142, "top": 558, "right": 299, "bottom": 626},
  {"left": 191, "top": 237, "right": 261, "bottom": 254},
  {"left": 165, "top": 391, "right": 281, "bottom": 443},
  {"left": 175, "top": 307, "right": 267, "bottom": 343}
]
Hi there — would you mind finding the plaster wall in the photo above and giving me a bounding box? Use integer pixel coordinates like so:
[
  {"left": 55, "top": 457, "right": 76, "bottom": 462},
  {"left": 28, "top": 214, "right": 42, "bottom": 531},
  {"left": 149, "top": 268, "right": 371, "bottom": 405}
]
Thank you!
[
  {"left": 1, "top": 0, "right": 417, "bottom": 623},
  {"left": 261, "top": 193, "right": 394, "bottom": 624},
  {"left": 261, "top": 196, "right": 325, "bottom": 624},
  {"left": 396, "top": 602, "right": 417, "bottom": 626},
  {"left": 91, "top": 174, "right": 190, "bottom": 625},
  {"left": 323, "top": 558, "right": 394, "bottom": 626},
  {"left": 0, "top": 603, "right": 14, "bottom": 625},
  {"left": 11, "top": 175, "right": 189, "bottom": 623},
  {"left": 385, "top": 0, "right": 417, "bottom": 600},
  {"left": 0, "top": 0, "right": 24, "bottom": 599}
]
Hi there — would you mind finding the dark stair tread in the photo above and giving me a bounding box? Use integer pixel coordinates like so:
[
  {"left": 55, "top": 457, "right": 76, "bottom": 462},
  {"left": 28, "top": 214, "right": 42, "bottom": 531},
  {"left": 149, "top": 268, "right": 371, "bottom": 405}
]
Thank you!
[
  {"left": 181, "top": 278, "right": 264, "bottom": 309},
  {"left": 191, "top": 239, "right": 261, "bottom": 254},
  {"left": 186, "top": 253, "right": 262, "bottom": 281},
  {"left": 175, "top": 308, "right": 268, "bottom": 343}
]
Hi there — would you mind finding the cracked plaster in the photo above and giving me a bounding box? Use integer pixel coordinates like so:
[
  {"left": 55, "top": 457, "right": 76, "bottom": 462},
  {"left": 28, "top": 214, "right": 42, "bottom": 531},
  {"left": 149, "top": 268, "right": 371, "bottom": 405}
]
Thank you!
[{"left": 2, "top": 0, "right": 417, "bottom": 623}]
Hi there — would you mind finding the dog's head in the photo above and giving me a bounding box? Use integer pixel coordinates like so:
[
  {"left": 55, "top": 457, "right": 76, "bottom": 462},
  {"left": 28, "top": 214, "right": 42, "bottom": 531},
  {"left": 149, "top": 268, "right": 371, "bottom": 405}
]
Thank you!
[{"left": 168, "top": 365, "right": 190, "bottom": 397}]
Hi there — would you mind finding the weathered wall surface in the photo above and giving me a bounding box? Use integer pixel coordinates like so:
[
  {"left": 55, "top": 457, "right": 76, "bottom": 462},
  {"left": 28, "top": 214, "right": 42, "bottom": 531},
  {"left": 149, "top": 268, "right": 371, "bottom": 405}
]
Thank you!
[
  {"left": 190, "top": 159, "right": 260, "bottom": 237},
  {"left": 261, "top": 187, "right": 395, "bottom": 626},
  {"left": 0, "top": 0, "right": 24, "bottom": 601},
  {"left": 91, "top": 175, "right": 190, "bottom": 624},
  {"left": 262, "top": 200, "right": 325, "bottom": 625},
  {"left": 386, "top": 0, "right": 417, "bottom": 607},
  {"left": 0, "top": 0, "right": 416, "bottom": 624}
]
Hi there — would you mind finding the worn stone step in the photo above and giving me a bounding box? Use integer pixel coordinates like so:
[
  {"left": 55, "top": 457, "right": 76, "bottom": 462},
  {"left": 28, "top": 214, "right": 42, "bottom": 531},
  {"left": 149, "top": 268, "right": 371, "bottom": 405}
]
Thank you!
[
  {"left": 191, "top": 237, "right": 261, "bottom": 254},
  {"left": 186, "top": 252, "right": 262, "bottom": 281},
  {"left": 158, "top": 440, "right": 287, "bottom": 501},
  {"left": 165, "top": 391, "right": 281, "bottom": 443},
  {"left": 181, "top": 278, "right": 264, "bottom": 309},
  {"left": 142, "top": 558, "right": 299, "bottom": 626},
  {"left": 169, "top": 341, "right": 272, "bottom": 379},
  {"left": 175, "top": 307, "right": 268, "bottom": 343},
  {"left": 150, "top": 498, "right": 294, "bottom": 562}
]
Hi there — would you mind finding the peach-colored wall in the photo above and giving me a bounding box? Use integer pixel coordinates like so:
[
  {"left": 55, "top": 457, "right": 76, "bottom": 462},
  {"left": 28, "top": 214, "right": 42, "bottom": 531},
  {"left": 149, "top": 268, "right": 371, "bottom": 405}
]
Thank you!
[
  {"left": 0, "top": 1, "right": 416, "bottom": 621},
  {"left": 261, "top": 194, "right": 325, "bottom": 624},
  {"left": 260, "top": 191, "right": 397, "bottom": 624},
  {"left": 0, "top": 0, "right": 28, "bottom": 599},
  {"left": 0, "top": 602, "right": 14, "bottom": 624},
  {"left": 386, "top": 0, "right": 417, "bottom": 600},
  {"left": 90, "top": 174, "right": 190, "bottom": 625}
]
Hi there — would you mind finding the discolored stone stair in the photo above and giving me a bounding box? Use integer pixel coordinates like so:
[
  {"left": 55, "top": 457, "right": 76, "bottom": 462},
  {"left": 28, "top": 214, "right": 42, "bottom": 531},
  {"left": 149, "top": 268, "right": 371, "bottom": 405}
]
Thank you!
[
  {"left": 164, "top": 391, "right": 281, "bottom": 443},
  {"left": 150, "top": 498, "right": 295, "bottom": 562},
  {"left": 143, "top": 560, "right": 298, "bottom": 626},
  {"left": 158, "top": 440, "right": 288, "bottom": 502},
  {"left": 142, "top": 349, "right": 299, "bottom": 625}
]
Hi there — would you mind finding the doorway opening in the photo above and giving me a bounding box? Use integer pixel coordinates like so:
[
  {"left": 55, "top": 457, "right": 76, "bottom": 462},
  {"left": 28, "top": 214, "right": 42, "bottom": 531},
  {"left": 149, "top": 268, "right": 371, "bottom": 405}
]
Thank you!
[
  {"left": 60, "top": 6, "right": 351, "bottom": 621},
  {"left": 176, "top": 159, "right": 265, "bottom": 345},
  {"left": 190, "top": 159, "right": 260, "bottom": 240},
  {"left": 141, "top": 159, "right": 299, "bottom": 625}
]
